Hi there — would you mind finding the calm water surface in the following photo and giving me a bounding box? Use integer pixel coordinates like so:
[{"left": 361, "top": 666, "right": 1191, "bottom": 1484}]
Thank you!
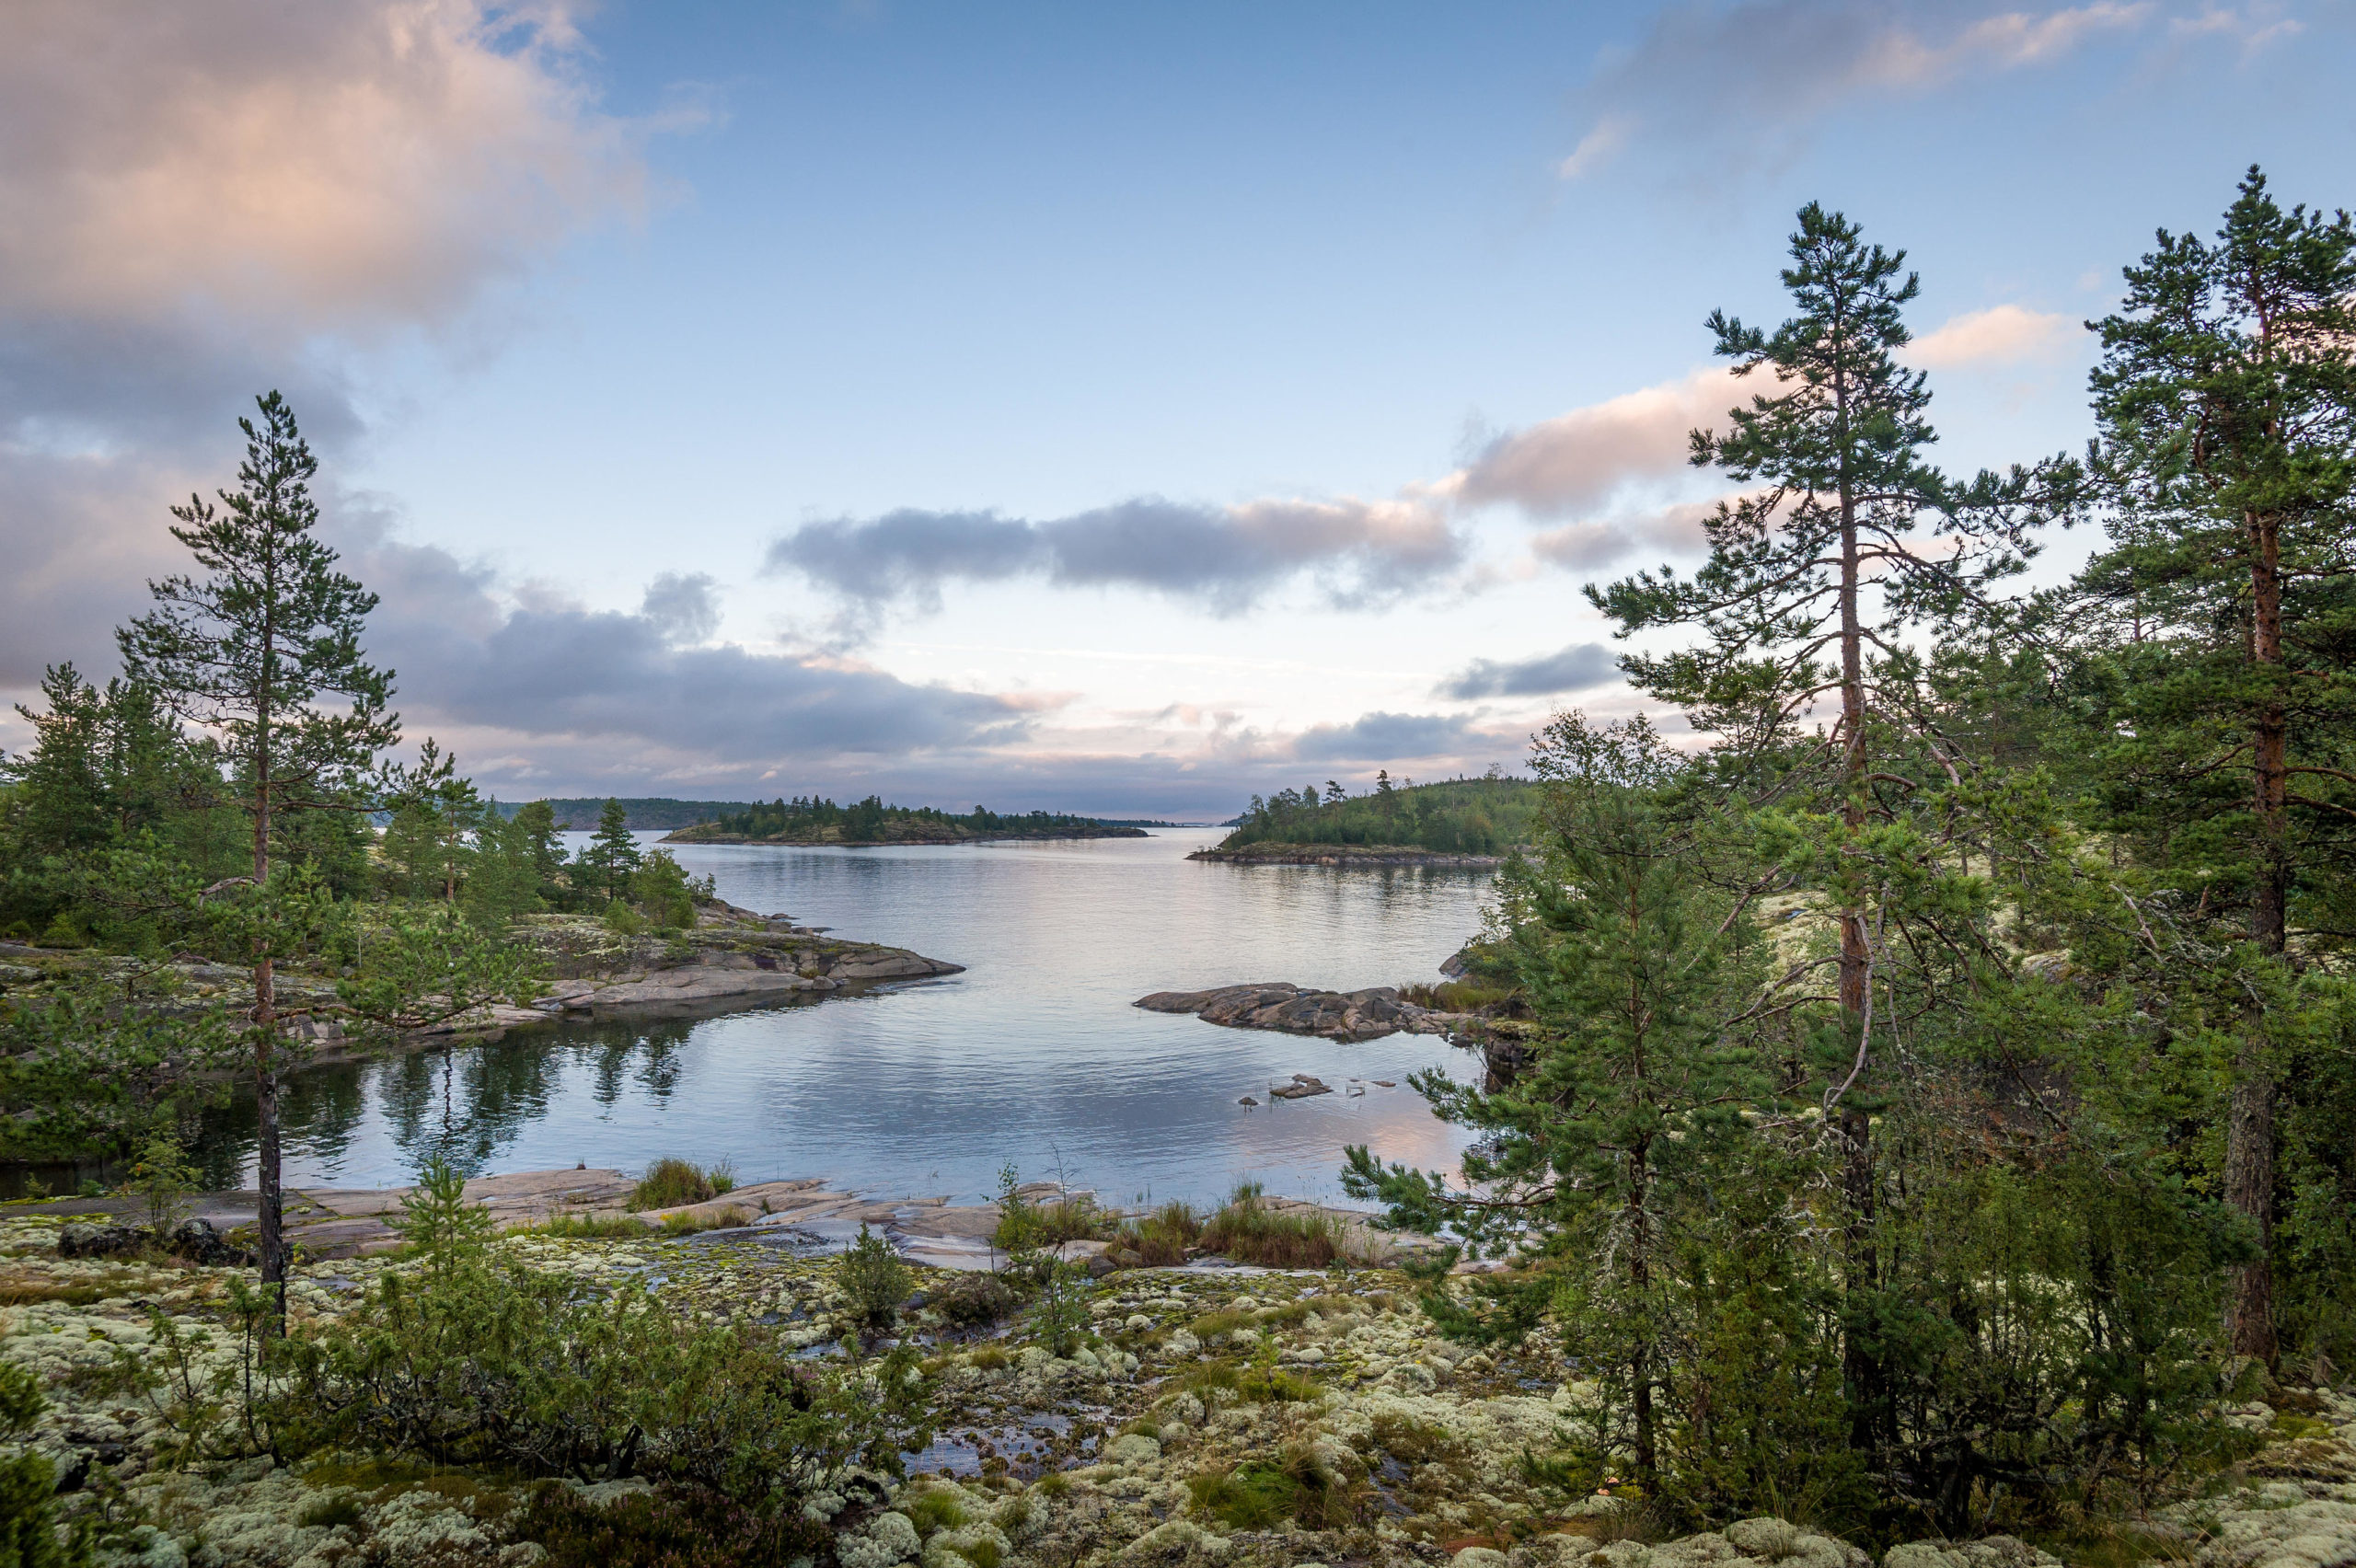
[{"left": 196, "top": 831, "right": 1494, "bottom": 1206}]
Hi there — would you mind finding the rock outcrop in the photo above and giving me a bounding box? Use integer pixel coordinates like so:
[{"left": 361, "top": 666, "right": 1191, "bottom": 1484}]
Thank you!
[{"left": 1134, "top": 982, "right": 1465, "bottom": 1043}]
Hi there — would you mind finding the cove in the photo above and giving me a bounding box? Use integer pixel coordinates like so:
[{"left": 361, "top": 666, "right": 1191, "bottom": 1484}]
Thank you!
[{"left": 192, "top": 830, "right": 1490, "bottom": 1206}]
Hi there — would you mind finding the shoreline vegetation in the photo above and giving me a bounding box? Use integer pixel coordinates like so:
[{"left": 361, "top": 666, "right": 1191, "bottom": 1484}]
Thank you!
[
  {"left": 664, "top": 796, "right": 1149, "bottom": 847},
  {"left": 1190, "top": 775, "right": 1535, "bottom": 867}
]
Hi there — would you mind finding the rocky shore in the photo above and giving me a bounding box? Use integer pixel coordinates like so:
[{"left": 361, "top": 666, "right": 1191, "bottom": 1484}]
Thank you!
[
  {"left": 1186, "top": 845, "right": 1507, "bottom": 869},
  {"left": 0, "top": 900, "right": 962, "bottom": 1067},
  {"left": 1136, "top": 983, "right": 1477, "bottom": 1043},
  {"left": 3, "top": 1193, "right": 2347, "bottom": 1568}
]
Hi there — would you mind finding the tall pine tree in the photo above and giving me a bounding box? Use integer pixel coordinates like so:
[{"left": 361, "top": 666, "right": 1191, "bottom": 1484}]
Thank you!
[
  {"left": 118, "top": 393, "right": 399, "bottom": 1326},
  {"left": 2075, "top": 167, "right": 2356, "bottom": 1363}
]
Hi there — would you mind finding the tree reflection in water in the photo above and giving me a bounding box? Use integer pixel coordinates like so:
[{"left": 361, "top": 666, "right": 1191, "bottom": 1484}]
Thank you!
[{"left": 195, "top": 1015, "right": 705, "bottom": 1184}]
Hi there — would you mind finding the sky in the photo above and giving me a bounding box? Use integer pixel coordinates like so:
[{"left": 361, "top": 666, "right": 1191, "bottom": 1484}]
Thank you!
[{"left": 1, "top": 0, "right": 2346, "bottom": 817}]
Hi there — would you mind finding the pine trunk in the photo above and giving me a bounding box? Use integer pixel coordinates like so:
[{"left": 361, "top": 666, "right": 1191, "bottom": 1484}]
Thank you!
[
  {"left": 1836, "top": 444, "right": 1881, "bottom": 1449},
  {"left": 2229, "top": 507, "right": 2287, "bottom": 1365}
]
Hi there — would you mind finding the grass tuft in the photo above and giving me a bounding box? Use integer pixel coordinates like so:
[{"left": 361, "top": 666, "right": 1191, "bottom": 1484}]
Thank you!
[
  {"left": 629, "top": 1158, "right": 730, "bottom": 1211},
  {"left": 1195, "top": 1183, "right": 1359, "bottom": 1269},
  {"left": 532, "top": 1211, "right": 649, "bottom": 1239}
]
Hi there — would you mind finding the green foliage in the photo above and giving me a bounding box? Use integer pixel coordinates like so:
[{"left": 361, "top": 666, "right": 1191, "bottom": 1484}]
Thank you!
[
  {"left": 576, "top": 799, "right": 643, "bottom": 904},
  {"left": 1118, "top": 1199, "right": 1203, "bottom": 1265},
  {"left": 1216, "top": 775, "right": 1536, "bottom": 855},
  {"left": 508, "top": 1482, "right": 824, "bottom": 1568},
  {"left": 272, "top": 1182, "right": 935, "bottom": 1510},
  {"left": 339, "top": 903, "right": 546, "bottom": 1039},
  {"left": 629, "top": 1158, "right": 728, "bottom": 1211},
  {"left": 839, "top": 1224, "right": 914, "bottom": 1328},
  {"left": 0, "top": 1361, "right": 90, "bottom": 1567},
  {"left": 628, "top": 851, "right": 711, "bottom": 932},
  {"left": 1188, "top": 1443, "right": 1359, "bottom": 1531},
  {"left": 129, "top": 1134, "right": 199, "bottom": 1239},
  {"left": 1028, "top": 1262, "right": 1093, "bottom": 1357},
  {"left": 0, "top": 970, "right": 232, "bottom": 1161}
]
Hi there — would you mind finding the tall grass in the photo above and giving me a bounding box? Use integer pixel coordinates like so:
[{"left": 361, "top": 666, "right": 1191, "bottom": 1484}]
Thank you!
[
  {"left": 533, "top": 1211, "right": 652, "bottom": 1239},
  {"left": 1119, "top": 1199, "right": 1204, "bottom": 1265},
  {"left": 629, "top": 1158, "right": 735, "bottom": 1211},
  {"left": 1197, "top": 1182, "right": 1355, "bottom": 1268}
]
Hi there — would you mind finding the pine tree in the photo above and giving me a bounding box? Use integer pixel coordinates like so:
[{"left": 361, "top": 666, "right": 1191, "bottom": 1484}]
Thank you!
[
  {"left": 1587, "top": 202, "right": 2075, "bottom": 1441},
  {"left": 578, "top": 797, "right": 642, "bottom": 902},
  {"left": 1346, "top": 714, "right": 1770, "bottom": 1497},
  {"left": 117, "top": 392, "right": 398, "bottom": 1326},
  {"left": 2074, "top": 167, "right": 2356, "bottom": 1362}
]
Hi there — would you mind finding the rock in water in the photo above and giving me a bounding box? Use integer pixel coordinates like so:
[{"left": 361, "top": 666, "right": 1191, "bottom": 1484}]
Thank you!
[{"left": 1135, "top": 981, "right": 1451, "bottom": 1042}]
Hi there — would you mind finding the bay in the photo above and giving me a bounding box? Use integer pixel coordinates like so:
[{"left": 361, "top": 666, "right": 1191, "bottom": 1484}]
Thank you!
[{"left": 195, "top": 830, "right": 1492, "bottom": 1206}]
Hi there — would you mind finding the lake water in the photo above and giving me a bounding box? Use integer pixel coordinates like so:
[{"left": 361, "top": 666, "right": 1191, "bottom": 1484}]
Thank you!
[{"left": 193, "top": 831, "right": 1495, "bottom": 1208}]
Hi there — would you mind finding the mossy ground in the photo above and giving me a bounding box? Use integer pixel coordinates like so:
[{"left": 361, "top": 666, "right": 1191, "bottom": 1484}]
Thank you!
[{"left": 0, "top": 1213, "right": 2349, "bottom": 1568}]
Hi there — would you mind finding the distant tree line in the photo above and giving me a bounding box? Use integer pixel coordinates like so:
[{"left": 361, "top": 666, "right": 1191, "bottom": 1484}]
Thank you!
[{"left": 695, "top": 795, "right": 1130, "bottom": 841}]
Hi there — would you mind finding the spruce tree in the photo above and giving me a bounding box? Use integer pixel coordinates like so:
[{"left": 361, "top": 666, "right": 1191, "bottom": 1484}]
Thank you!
[
  {"left": 1587, "top": 202, "right": 2074, "bottom": 1441},
  {"left": 2075, "top": 167, "right": 2356, "bottom": 1362},
  {"left": 118, "top": 392, "right": 398, "bottom": 1324}
]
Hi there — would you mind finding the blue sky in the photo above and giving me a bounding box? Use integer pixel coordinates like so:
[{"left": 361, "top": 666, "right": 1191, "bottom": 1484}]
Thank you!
[{"left": 2, "top": 1, "right": 2345, "bottom": 814}]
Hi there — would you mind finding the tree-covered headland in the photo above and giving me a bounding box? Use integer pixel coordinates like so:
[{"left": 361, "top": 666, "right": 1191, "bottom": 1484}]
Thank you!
[
  {"left": 1347, "top": 172, "right": 2356, "bottom": 1540},
  {"left": 1212, "top": 774, "right": 1538, "bottom": 857}
]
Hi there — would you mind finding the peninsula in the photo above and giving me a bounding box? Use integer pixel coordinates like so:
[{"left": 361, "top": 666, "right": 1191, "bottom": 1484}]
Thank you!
[{"left": 665, "top": 795, "right": 1148, "bottom": 847}]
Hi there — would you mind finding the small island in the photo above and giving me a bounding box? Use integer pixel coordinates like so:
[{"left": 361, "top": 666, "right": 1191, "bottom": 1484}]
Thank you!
[
  {"left": 664, "top": 795, "right": 1149, "bottom": 847},
  {"left": 1188, "top": 773, "right": 1534, "bottom": 866}
]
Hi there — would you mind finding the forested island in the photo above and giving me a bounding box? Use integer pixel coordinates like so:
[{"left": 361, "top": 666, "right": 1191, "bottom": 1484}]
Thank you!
[
  {"left": 665, "top": 796, "right": 1149, "bottom": 846},
  {"left": 501, "top": 797, "right": 757, "bottom": 831},
  {"left": 1191, "top": 774, "right": 1536, "bottom": 863}
]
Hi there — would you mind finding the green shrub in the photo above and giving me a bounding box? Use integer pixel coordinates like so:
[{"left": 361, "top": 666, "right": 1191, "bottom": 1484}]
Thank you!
[
  {"left": 1029, "top": 1261, "right": 1093, "bottom": 1357},
  {"left": 629, "top": 1159, "right": 722, "bottom": 1211},
  {"left": 271, "top": 1186, "right": 935, "bottom": 1515},
  {"left": 838, "top": 1225, "right": 913, "bottom": 1328},
  {"left": 509, "top": 1482, "right": 823, "bottom": 1568},
  {"left": 0, "top": 1360, "right": 90, "bottom": 1566},
  {"left": 936, "top": 1271, "right": 1017, "bottom": 1326},
  {"left": 129, "top": 1134, "right": 199, "bottom": 1241}
]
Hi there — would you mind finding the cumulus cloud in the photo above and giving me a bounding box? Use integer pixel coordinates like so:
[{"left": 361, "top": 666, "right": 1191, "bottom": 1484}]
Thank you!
[
  {"left": 1437, "top": 642, "right": 1622, "bottom": 700},
  {"left": 1557, "top": 2, "right": 2154, "bottom": 180},
  {"left": 1452, "top": 369, "right": 1737, "bottom": 519},
  {"left": 768, "top": 493, "right": 1466, "bottom": 617},
  {"left": 1906, "top": 304, "right": 2084, "bottom": 367},
  {"left": 0, "top": 0, "right": 664, "bottom": 330},
  {"left": 0, "top": 0, "right": 673, "bottom": 690},
  {"left": 1530, "top": 500, "right": 1722, "bottom": 572}
]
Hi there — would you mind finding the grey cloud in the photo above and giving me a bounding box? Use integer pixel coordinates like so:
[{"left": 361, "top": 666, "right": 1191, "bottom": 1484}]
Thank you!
[
  {"left": 1291, "top": 711, "right": 1480, "bottom": 763},
  {"left": 768, "top": 494, "right": 1464, "bottom": 616},
  {"left": 1437, "top": 643, "right": 1621, "bottom": 700},
  {"left": 641, "top": 572, "right": 722, "bottom": 645},
  {"left": 1529, "top": 500, "right": 1719, "bottom": 573},
  {"left": 1562, "top": 2, "right": 2153, "bottom": 182},
  {"left": 341, "top": 532, "right": 1026, "bottom": 765}
]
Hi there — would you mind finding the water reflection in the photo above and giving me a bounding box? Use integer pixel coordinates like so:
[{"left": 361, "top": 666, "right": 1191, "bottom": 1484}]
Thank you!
[{"left": 194, "top": 832, "right": 1495, "bottom": 1205}]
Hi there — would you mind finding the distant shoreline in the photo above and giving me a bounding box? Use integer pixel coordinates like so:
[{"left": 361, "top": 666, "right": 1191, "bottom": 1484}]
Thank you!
[
  {"left": 664, "top": 824, "right": 1149, "bottom": 847},
  {"left": 1187, "top": 843, "right": 1508, "bottom": 868}
]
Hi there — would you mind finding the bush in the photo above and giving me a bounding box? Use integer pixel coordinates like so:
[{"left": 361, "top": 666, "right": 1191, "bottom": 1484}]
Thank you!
[
  {"left": 510, "top": 1482, "right": 824, "bottom": 1568},
  {"left": 839, "top": 1225, "right": 913, "bottom": 1328},
  {"left": 630, "top": 1159, "right": 723, "bottom": 1211},
  {"left": 936, "top": 1271, "right": 1017, "bottom": 1327},
  {"left": 0, "top": 1360, "right": 90, "bottom": 1566},
  {"left": 129, "top": 1134, "right": 198, "bottom": 1240},
  {"left": 273, "top": 1183, "right": 935, "bottom": 1513},
  {"left": 1029, "top": 1262, "right": 1093, "bottom": 1357}
]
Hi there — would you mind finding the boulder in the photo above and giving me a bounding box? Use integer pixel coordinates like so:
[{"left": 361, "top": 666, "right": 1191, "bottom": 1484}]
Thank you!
[
  {"left": 168, "top": 1217, "right": 256, "bottom": 1267},
  {"left": 57, "top": 1222, "right": 145, "bottom": 1259},
  {"left": 1135, "top": 982, "right": 1451, "bottom": 1043}
]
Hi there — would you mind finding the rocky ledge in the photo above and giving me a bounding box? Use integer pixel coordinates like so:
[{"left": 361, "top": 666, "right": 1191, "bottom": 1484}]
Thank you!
[
  {"left": 1187, "top": 844, "right": 1507, "bottom": 868},
  {"left": 1136, "top": 983, "right": 1475, "bottom": 1043}
]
